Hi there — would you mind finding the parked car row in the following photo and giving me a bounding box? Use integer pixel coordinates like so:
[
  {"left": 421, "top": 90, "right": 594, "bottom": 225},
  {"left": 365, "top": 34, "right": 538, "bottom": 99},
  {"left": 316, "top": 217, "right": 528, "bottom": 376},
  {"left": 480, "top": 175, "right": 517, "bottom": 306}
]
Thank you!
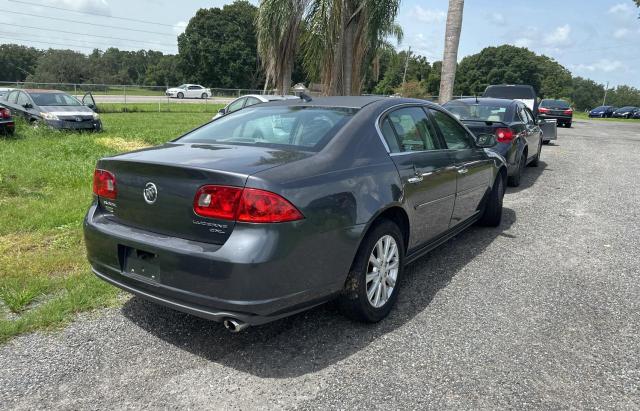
[{"left": 588, "top": 105, "right": 640, "bottom": 119}]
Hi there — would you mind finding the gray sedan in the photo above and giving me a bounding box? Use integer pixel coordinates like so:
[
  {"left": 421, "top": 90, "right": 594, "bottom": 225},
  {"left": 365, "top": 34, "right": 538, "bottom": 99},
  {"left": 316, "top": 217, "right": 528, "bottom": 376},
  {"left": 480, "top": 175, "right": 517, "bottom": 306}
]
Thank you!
[
  {"left": 84, "top": 96, "right": 507, "bottom": 331},
  {"left": 1, "top": 89, "right": 102, "bottom": 131}
]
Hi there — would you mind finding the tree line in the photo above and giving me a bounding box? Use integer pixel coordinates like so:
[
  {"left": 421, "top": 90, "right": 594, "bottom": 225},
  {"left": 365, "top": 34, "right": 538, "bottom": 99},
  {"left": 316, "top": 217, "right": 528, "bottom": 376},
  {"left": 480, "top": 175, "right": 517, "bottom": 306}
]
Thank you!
[{"left": 1, "top": 0, "right": 638, "bottom": 110}]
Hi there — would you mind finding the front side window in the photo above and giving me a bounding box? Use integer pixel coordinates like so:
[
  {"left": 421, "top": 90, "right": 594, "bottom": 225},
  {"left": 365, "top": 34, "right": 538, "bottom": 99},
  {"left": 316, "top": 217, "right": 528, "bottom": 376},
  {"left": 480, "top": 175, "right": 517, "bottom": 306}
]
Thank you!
[
  {"left": 16, "top": 92, "right": 30, "bottom": 107},
  {"left": 430, "top": 109, "right": 474, "bottom": 150},
  {"left": 382, "top": 107, "right": 439, "bottom": 153},
  {"left": 227, "top": 98, "right": 246, "bottom": 113},
  {"left": 179, "top": 106, "right": 356, "bottom": 150},
  {"left": 188, "top": 85, "right": 202, "bottom": 90}
]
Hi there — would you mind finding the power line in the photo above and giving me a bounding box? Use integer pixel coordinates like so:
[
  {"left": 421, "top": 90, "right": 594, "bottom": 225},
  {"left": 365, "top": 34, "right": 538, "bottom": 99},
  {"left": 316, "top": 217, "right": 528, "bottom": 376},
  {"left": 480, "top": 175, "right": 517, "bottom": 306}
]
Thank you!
[
  {"left": 0, "top": 31, "right": 177, "bottom": 54},
  {"left": 0, "top": 35, "right": 175, "bottom": 53},
  {"left": 3, "top": 10, "right": 175, "bottom": 37},
  {"left": 0, "top": 21, "right": 178, "bottom": 49},
  {"left": 6, "top": 0, "right": 177, "bottom": 27}
]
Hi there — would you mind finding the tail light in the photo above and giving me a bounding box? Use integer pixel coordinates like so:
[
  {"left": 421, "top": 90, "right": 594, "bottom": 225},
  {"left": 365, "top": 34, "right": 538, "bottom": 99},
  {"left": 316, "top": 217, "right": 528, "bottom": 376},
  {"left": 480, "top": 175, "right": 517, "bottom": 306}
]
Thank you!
[
  {"left": 0, "top": 108, "right": 10, "bottom": 119},
  {"left": 93, "top": 169, "right": 117, "bottom": 199},
  {"left": 538, "top": 107, "right": 549, "bottom": 113},
  {"left": 194, "top": 185, "right": 303, "bottom": 223},
  {"left": 563, "top": 108, "right": 573, "bottom": 115},
  {"left": 495, "top": 127, "right": 514, "bottom": 143}
]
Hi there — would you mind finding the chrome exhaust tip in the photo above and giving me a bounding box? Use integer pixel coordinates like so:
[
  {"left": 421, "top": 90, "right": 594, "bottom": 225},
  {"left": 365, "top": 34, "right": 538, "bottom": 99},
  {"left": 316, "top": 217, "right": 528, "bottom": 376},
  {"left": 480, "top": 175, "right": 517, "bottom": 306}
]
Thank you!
[{"left": 223, "top": 318, "right": 249, "bottom": 333}]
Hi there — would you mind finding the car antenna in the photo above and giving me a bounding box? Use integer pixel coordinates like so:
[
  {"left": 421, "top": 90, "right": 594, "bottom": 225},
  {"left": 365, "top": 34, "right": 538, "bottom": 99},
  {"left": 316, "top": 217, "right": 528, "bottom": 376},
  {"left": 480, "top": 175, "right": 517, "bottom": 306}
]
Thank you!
[{"left": 299, "top": 92, "right": 313, "bottom": 102}]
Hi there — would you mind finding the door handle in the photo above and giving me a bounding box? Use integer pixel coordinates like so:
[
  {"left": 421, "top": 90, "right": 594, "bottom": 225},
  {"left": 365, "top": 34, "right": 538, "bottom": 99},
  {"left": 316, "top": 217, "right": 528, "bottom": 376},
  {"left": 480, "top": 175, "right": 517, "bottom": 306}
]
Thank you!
[
  {"left": 457, "top": 167, "right": 468, "bottom": 174},
  {"left": 407, "top": 175, "right": 423, "bottom": 184}
]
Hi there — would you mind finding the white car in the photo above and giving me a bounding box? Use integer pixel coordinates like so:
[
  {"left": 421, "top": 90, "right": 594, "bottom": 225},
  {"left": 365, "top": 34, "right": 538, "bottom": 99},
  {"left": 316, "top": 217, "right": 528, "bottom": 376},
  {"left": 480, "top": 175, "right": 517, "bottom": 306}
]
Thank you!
[
  {"left": 165, "top": 84, "right": 212, "bottom": 99},
  {"left": 212, "top": 94, "right": 299, "bottom": 120},
  {"left": 0, "top": 87, "right": 14, "bottom": 99}
]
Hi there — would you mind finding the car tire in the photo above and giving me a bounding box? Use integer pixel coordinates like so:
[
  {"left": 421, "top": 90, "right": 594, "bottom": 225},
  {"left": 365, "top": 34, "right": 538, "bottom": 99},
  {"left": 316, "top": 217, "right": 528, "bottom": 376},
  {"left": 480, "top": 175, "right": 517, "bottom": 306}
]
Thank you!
[
  {"left": 201, "top": 93, "right": 208, "bottom": 99},
  {"left": 507, "top": 152, "right": 525, "bottom": 187},
  {"left": 338, "top": 220, "right": 404, "bottom": 323},
  {"left": 478, "top": 174, "right": 504, "bottom": 227},
  {"left": 177, "top": 92, "right": 184, "bottom": 99},
  {"left": 529, "top": 139, "right": 542, "bottom": 167}
]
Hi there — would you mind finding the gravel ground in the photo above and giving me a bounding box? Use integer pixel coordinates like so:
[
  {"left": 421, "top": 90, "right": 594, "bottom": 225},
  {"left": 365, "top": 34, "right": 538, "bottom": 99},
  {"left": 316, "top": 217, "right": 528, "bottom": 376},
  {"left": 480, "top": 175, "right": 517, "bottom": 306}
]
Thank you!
[{"left": 1, "top": 119, "right": 639, "bottom": 410}]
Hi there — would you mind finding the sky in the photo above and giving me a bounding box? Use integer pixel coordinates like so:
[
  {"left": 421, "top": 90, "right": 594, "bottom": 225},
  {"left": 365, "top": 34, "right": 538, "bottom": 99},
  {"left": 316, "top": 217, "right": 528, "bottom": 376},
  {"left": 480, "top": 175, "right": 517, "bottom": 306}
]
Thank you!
[{"left": 1, "top": 0, "right": 639, "bottom": 88}]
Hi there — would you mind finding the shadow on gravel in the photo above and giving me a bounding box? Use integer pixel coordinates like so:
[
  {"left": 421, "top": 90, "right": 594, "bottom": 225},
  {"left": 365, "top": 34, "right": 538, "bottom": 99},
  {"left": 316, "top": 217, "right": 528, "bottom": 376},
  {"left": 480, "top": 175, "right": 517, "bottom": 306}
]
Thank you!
[
  {"left": 507, "top": 160, "right": 548, "bottom": 194},
  {"left": 122, "top": 208, "right": 516, "bottom": 378}
]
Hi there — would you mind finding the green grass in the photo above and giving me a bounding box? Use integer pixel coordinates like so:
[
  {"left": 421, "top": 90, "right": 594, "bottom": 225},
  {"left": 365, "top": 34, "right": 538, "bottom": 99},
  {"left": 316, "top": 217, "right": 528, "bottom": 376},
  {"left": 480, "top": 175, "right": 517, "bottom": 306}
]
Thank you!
[
  {"left": 0, "top": 111, "right": 213, "bottom": 343},
  {"left": 97, "top": 102, "right": 223, "bottom": 113}
]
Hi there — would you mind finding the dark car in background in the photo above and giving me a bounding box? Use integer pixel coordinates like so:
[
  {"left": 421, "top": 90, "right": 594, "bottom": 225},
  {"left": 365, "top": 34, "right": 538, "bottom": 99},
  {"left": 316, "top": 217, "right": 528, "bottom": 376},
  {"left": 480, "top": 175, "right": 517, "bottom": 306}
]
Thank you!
[
  {"left": 1, "top": 89, "right": 101, "bottom": 131},
  {"left": 444, "top": 98, "right": 542, "bottom": 187},
  {"left": 632, "top": 110, "right": 640, "bottom": 119},
  {"left": 212, "top": 94, "right": 299, "bottom": 120},
  {"left": 612, "top": 106, "right": 639, "bottom": 119},
  {"left": 0, "top": 106, "right": 14, "bottom": 135},
  {"left": 84, "top": 96, "right": 507, "bottom": 331},
  {"left": 589, "top": 105, "right": 616, "bottom": 118},
  {"left": 538, "top": 99, "right": 573, "bottom": 128},
  {"left": 482, "top": 84, "right": 538, "bottom": 114}
]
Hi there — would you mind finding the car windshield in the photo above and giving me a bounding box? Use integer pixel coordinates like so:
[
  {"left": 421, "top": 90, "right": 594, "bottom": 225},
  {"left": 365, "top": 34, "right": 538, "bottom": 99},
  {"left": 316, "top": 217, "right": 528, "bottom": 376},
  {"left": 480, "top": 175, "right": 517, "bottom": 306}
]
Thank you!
[
  {"left": 540, "top": 100, "right": 570, "bottom": 108},
  {"left": 444, "top": 100, "right": 511, "bottom": 122},
  {"left": 484, "top": 86, "right": 535, "bottom": 100},
  {"left": 177, "top": 84, "right": 188, "bottom": 89},
  {"left": 30, "top": 92, "right": 81, "bottom": 106},
  {"left": 179, "top": 106, "right": 357, "bottom": 150}
]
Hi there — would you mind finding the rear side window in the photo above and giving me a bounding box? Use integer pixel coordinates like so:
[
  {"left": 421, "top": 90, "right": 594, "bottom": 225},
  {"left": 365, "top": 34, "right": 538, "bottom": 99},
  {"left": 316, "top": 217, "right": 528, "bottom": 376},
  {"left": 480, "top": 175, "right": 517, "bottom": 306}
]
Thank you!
[
  {"left": 245, "top": 97, "right": 261, "bottom": 107},
  {"left": 382, "top": 107, "right": 439, "bottom": 153},
  {"left": 16, "top": 92, "right": 30, "bottom": 106},
  {"left": 227, "top": 98, "right": 246, "bottom": 113},
  {"left": 7, "top": 91, "right": 18, "bottom": 104},
  {"left": 430, "top": 109, "right": 474, "bottom": 150}
]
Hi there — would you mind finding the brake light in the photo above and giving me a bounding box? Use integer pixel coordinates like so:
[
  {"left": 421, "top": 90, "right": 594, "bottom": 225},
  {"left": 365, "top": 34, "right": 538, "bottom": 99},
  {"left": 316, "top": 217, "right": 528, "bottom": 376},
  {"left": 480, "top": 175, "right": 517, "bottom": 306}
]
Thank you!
[
  {"left": 538, "top": 107, "right": 549, "bottom": 113},
  {"left": 495, "top": 127, "right": 514, "bottom": 143},
  {"left": 93, "top": 169, "right": 117, "bottom": 199},
  {"left": 563, "top": 108, "right": 573, "bottom": 115},
  {"left": 193, "top": 185, "right": 303, "bottom": 223},
  {"left": 0, "top": 108, "right": 10, "bottom": 119}
]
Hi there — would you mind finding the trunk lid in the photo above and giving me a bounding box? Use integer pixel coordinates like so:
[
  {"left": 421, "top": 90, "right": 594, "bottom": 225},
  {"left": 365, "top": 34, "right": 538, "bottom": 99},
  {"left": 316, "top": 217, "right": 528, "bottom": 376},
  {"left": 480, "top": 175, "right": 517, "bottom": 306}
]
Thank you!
[{"left": 97, "top": 143, "right": 310, "bottom": 244}]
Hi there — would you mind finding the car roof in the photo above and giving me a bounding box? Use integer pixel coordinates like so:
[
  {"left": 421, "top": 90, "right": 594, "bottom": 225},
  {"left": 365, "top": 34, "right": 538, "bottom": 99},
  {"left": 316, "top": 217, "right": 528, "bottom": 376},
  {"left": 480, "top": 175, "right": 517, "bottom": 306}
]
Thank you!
[
  {"left": 21, "top": 89, "right": 65, "bottom": 93},
  {"left": 264, "top": 95, "right": 393, "bottom": 109},
  {"left": 447, "top": 97, "right": 516, "bottom": 105}
]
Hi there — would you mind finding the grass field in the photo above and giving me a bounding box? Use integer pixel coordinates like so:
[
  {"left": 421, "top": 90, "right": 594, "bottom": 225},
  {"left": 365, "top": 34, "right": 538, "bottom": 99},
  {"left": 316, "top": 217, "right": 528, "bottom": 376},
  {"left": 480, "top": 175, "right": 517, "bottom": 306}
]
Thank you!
[
  {"left": 0, "top": 111, "right": 216, "bottom": 343},
  {"left": 97, "top": 102, "right": 222, "bottom": 114}
]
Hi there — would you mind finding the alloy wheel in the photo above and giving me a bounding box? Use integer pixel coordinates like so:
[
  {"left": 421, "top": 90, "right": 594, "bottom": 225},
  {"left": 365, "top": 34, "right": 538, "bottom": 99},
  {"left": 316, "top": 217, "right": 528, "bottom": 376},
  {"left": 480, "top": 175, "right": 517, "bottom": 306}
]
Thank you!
[{"left": 366, "top": 235, "right": 400, "bottom": 308}]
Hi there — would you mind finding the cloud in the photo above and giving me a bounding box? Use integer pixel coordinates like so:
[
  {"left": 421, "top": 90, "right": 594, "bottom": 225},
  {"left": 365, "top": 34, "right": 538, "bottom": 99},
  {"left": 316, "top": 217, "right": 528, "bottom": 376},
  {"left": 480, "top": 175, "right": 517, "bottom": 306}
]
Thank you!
[
  {"left": 543, "top": 24, "right": 572, "bottom": 47},
  {"left": 173, "top": 21, "right": 188, "bottom": 35},
  {"left": 608, "top": 3, "right": 632, "bottom": 14},
  {"left": 613, "top": 28, "right": 630, "bottom": 39},
  {"left": 573, "top": 60, "right": 625, "bottom": 73},
  {"left": 490, "top": 13, "right": 505, "bottom": 24},
  {"left": 413, "top": 6, "right": 446, "bottom": 24},
  {"left": 47, "top": 0, "right": 111, "bottom": 15}
]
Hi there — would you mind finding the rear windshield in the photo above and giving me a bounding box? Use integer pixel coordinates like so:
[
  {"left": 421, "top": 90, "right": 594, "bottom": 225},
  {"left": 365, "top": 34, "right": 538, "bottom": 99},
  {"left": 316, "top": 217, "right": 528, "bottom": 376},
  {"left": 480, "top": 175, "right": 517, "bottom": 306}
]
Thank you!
[
  {"left": 179, "top": 106, "right": 356, "bottom": 150},
  {"left": 483, "top": 86, "right": 535, "bottom": 100},
  {"left": 30, "top": 92, "right": 81, "bottom": 106},
  {"left": 443, "top": 100, "right": 511, "bottom": 122},
  {"left": 540, "top": 99, "right": 570, "bottom": 108}
]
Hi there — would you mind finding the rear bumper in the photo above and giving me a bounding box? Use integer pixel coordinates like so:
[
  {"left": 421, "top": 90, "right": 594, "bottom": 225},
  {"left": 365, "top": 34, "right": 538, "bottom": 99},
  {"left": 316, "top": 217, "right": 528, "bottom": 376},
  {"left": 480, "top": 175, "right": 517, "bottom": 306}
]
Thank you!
[
  {"left": 538, "top": 114, "right": 572, "bottom": 123},
  {"left": 83, "top": 204, "right": 363, "bottom": 325}
]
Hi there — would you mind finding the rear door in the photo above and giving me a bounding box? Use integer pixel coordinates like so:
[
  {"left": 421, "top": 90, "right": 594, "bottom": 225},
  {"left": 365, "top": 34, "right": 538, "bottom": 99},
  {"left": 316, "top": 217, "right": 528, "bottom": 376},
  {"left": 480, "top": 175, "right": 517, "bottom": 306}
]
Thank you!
[
  {"left": 429, "top": 108, "right": 494, "bottom": 226},
  {"left": 380, "top": 106, "right": 457, "bottom": 250}
]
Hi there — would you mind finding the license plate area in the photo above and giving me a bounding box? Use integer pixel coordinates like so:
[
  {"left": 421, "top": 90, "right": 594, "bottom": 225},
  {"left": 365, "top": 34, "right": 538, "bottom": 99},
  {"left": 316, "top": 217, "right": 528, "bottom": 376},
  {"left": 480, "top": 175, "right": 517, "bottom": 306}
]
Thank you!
[{"left": 119, "top": 245, "right": 160, "bottom": 283}]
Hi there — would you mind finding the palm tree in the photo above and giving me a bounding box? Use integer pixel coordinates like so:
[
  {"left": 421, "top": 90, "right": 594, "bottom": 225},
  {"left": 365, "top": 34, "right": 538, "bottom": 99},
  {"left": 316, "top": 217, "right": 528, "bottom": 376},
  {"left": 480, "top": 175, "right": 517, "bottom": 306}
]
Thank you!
[
  {"left": 439, "top": 0, "right": 464, "bottom": 104},
  {"left": 302, "top": 0, "right": 401, "bottom": 95},
  {"left": 256, "top": 0, "right": 308, "bottom": 94}
]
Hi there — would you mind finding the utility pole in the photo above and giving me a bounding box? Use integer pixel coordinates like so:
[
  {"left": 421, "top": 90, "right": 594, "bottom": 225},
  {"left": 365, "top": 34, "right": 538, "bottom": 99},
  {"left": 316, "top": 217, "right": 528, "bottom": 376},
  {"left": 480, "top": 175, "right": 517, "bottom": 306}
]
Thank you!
[
  {"left": 402, "top": 47, "right": 411, "bottom": 95},
  {"left": 603, "top": 81, "right": 609, "bottom": 106}
]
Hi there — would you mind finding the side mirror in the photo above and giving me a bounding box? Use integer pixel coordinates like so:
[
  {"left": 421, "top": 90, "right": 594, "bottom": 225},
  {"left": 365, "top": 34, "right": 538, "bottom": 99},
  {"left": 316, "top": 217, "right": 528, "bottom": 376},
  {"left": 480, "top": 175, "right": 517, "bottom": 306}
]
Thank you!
[
  {"left": 218, "top": 108, "right": 225, "bottom": 115},
  {"left": 86, "top": 103, "right": 95, "bottom": 109},
  {"left": 476, "top": 133, "right": 497, "bottom": 148},
  {"left": 23, "top": 103, "right": 33, "bottom": 109}
]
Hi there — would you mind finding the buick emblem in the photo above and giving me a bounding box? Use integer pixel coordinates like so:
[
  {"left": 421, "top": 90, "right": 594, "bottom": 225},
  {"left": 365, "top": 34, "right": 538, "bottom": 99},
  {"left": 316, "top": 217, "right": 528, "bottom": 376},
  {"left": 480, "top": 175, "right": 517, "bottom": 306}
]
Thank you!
[
  {"left": 143, "top": 182, "right": 158, "bottom": 204},
  {"left": 75, "top": 116, "right": 82, "bottom": 122}
]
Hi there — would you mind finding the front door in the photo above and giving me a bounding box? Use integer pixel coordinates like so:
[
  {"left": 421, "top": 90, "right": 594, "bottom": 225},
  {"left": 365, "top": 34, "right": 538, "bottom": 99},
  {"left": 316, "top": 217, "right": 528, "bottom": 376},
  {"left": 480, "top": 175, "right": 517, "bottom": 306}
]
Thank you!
[
  {"left": 380, "top": 106, "right": 457, "bottom": 250},
  {"left": 429, "top": 108, "right": 494, "bottom": 226},
  {"left": 82, "top": 92, "right": 98, "bottom": 112}
]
